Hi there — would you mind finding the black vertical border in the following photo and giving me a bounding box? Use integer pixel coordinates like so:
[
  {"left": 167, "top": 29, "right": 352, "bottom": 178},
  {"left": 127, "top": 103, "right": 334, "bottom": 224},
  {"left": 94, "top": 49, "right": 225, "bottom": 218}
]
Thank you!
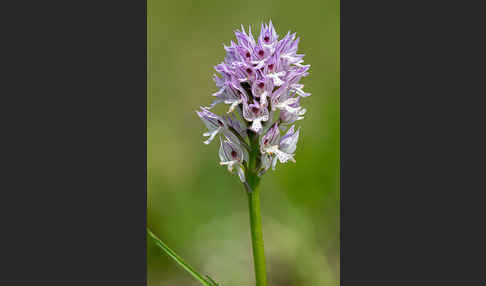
[
  {"left": 2, "top": 0, "right": 147, "bottom": 285},
  {"left": 340, "top": 0, "right": 485, "bottom": 285}
]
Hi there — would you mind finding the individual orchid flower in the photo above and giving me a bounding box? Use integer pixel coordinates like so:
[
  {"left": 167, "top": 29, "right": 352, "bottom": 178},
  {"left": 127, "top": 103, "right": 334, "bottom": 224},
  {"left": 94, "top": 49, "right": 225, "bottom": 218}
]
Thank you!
[
  {"left": 234, "top": 25, "right": 256, "bottom": 53},
  {"left": 260, "top": 124, "right": 300, "bottom": 170},
  {"left": 278, "top": 125, "right": 300, "bottom": 162},
  {"left": 259, "top": 123, "right": 281, "bottom": 172},
  {"left": 270, "top": 86, "right": 304, "bottom": 116},
  {"left": 196, "top": 107, "right": 226, "bottom": 144},
  {"left": 223, "top": 40, "right": 243, "bottom": 65},
  {"left": 287, "top": 66, "right": 311, "bottom": 97},
  {"left": 276, "top": 31, "right": 302, "bottom": 65},
  {"left": 264, "top": 53, "right": 286, "bottom": 86},
  {"left": 242, "top": 99, "right": 269, "bottom": 133},
  {"left": 259, "top": 122, "right": 281, "bottom": 154},
  {"left": 280, "top": 97, "right": 306, "bottom": 124},
  {"left": 209, "top": 79, "right": 245, "bottom": 113},
  {"left": 258, "top": 20, "right": 278, "bottom": 49},
  {"left": 251, "top": 76, "right": 273, "bottom": 107},
  {"left": 218, "top": 136, "right": 247, "bottom": 182}
]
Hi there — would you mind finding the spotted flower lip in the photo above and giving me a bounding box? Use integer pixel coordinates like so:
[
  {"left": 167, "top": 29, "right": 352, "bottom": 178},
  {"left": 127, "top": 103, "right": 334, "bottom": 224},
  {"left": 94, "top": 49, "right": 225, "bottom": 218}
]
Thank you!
[
  {"left": 197, "top": 20, "right": 310, "bottom": 183},
  {"left": 242, "top": 100, "right": 269, "bottom": 133}
]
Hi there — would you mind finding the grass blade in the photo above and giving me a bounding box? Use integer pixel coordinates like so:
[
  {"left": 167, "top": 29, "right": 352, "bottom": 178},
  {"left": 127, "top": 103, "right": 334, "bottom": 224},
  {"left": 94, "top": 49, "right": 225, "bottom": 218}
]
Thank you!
[{"left": 147, "top": 228, "right": 219, "bottom": 286}]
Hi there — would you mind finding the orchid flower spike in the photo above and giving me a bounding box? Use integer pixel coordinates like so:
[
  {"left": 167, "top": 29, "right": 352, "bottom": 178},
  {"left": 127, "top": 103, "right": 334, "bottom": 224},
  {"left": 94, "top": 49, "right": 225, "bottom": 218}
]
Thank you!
[{"left": 196, "top": 20, "right": 310, "bottom": 184}]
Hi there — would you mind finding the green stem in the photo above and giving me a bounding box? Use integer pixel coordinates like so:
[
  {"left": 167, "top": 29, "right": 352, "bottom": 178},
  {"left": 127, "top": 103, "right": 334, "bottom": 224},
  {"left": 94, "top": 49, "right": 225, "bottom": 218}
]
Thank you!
[
  {"left": 247, "top": 183, "right": 268, "bottom": 286},
  {"left": 245, "top": 130, "right": 268, "bottom": 286}
]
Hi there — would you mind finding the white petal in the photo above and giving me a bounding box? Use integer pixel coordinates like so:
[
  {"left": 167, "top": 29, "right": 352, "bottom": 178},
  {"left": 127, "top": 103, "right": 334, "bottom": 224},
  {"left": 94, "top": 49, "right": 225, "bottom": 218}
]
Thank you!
[
  {"left": 271, "top": 156, "right": 278, "bottom": 170},
  {"left": 267, "top": 72, "right": 285, "bottom": 86},
  {"left": 218, "top": 139, "right": 227, "bottom": 161},
  {"left": 274, "top": 149, "right": 295, "bottom": 163},
  {"left": 252, "top": 60, "right": 266, "bottom": 69},
  {"left": 226, "top": 100, "right": 240, "bottom": 114},
  {"left": 203, "top": 129, "right": 220, "bottom": 145},
  {"left": 206, "top": 99, "right": 223, "bottom": 109},
  {"left": 220, "top": 160, "right": 236, "bottom": 172},
  {"left": 260, "top": 91, "right": 268, "bottom": 106},
  {"left": 236, "top": 165, "right": 246, "bottom": 182},
  {"left": 275, "top": 98, "right": 301, "bottom": 113},
  {"left": 282, "top": 97, "right": 299, "bottom": 106},
  {"left": 250, "top": 119, "right": 263, "bottom": 133}
]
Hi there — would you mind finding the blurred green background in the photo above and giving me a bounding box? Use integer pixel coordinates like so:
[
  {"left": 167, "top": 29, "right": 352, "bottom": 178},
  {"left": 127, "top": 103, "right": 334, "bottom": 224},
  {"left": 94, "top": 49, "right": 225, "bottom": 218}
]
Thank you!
[{"left": 148, "top": 0, "right": 339, "bottom": 285}]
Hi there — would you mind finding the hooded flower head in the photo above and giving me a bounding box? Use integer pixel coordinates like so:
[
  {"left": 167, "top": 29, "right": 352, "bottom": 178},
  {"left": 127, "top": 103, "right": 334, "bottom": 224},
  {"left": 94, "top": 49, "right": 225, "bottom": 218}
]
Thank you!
[{"left": 196, "top": 21, "right": 310, "bottom": 185}]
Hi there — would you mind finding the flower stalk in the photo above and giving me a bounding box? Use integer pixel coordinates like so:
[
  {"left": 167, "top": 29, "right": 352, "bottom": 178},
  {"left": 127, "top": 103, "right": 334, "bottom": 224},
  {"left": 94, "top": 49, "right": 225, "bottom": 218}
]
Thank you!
[
  {"left": 247, "top": 181, "right": 267, "bottom": 286},
  {"left": 245, "top": 129, "right": 267, "bottom": 285},
  {"left": 244, "top": 130, "right": 267, "bottom": 285}
]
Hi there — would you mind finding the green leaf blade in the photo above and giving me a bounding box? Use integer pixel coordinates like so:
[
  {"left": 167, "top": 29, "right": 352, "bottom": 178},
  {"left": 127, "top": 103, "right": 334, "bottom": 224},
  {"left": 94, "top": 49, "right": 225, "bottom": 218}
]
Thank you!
[{"left": 147, "top": 228, "right": 219, "bottom": 286}]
